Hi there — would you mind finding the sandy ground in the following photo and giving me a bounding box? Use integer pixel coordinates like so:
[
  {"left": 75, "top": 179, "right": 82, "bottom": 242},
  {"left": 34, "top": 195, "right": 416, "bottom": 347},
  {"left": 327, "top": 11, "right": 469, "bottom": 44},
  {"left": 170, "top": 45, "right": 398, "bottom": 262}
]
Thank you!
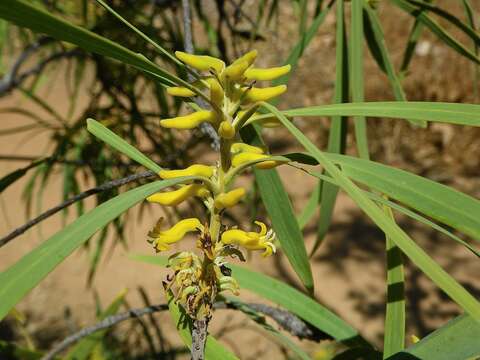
[{"left": 1, "top": 1, "right": 480, "bottom": 358}]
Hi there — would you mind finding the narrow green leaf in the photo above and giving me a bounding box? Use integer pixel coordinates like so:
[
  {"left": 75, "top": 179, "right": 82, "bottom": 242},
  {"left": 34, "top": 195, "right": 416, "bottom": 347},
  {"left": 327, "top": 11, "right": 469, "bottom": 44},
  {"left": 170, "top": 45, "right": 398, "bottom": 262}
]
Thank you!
[
  {"left": 0, "top": 178, "right": 192, "bottom": 321},
  {"left": 311, "top": 0, "right": 349, "bottom": 255},
  {"left": 0, "top": 0, "right": 180, "bottom": 87},
  {"left": 383, "top": 204, "right": 405, "bottom": 358},
  {"left": 0, "top": 158, "right": 46, "bottom": 194},
  {"left": 66, "top": 290, "right": 126, "bottom": 359},
  {"left": 350, "top": 0, "right": 369, "bottom": 159},
  {"left": 276, "top": 102, "right": 480, "bottom": 126},
  {"left": 388, "top": 314, "right": 480, "bottom": 360},
  {"left": 167, "top": 292, "right": 239, "bottom": 360},
  {"left": 87, "top": 118, "right": 162, "bottom": 173},
  {"left": 130, "top": 254, "right": 369, "bottom": 347},
  {"left": 262, "top": 102, "right": 480, "bottom": 323},
  {"left": 391, "top": 0, "right": 480, "bottom": 65},
  {"left": 241, "top": 125, "right": 314, "bottom": 293},
  {"left": 400, "top": 15, "right": 425, "bottom": 74},
  {"left": 296, "top": 183, "right": 320, "bottom": 229},
  {"left": 363, "top": 4, "right": 426, "bottom": 127}
]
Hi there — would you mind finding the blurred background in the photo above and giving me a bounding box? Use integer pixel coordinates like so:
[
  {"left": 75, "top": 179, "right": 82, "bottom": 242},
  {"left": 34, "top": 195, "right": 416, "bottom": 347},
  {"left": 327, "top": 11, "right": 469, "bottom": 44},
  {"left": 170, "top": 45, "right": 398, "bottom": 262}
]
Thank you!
[{"left": 0, "top": 0, "right": 479, "bottom": 358}]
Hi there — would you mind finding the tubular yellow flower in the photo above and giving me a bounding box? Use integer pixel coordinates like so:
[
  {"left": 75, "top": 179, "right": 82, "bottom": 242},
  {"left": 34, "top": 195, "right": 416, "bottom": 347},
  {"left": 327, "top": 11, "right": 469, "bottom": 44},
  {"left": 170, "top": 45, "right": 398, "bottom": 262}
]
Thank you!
[
  {"left": 223, "top": 60, "right": 249, "bottom": 81},
  {"left": 221, "top": 221, "right": 276, "bottom": 257},
  {"left": 175, "top": 51, "right": 225, "bottom": 73},
  {"left": 205, "top": 78, "right": 224, "bottom": 105},
  {"left": 244, "top": 64, "right": 291, "bottom": 81},
  {"left": 147, "top": 184, "right": 209, "bottom": 206},
  {"left": 159, "top": 164, "right": 214, "bottom": 179},
  {"left": 218, "top": 121, "right": 235, "bottom": 139},
  {"left": 232, "top": 49, "right": 258, "bottom": 67},
  {"left": 166, "top": 86, "right": 196, "bottom": 97},
  {"left": 214, "top": 188, "right": 246, "bottom": 209},
  {"left": 148, "top": 218, "right": 204, "bottom": 252},
  {"left": 231, "top": 152, "right": 285, "bottom": 169},
  {"left": 243, "top": 85, "right": 287, "bottom": 103},
  {"left": 230, "top": 142, "right": 264, "bottom": 154},
  {"left": 160, "top": 110, "right": 216, "bottom": 129}
]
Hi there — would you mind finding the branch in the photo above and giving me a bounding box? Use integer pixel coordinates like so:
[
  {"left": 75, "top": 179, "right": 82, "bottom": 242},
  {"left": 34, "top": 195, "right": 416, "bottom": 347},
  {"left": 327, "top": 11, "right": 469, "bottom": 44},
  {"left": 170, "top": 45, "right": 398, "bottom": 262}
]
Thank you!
[
  {"left": 41, "top": 301, "right": 325, "bottom": 360},
  {"left": 0, "top": 171, "right": 156, "bottom": 248},
  {"left": 40, "top": 304, "right": 169, "bottom": 360}
]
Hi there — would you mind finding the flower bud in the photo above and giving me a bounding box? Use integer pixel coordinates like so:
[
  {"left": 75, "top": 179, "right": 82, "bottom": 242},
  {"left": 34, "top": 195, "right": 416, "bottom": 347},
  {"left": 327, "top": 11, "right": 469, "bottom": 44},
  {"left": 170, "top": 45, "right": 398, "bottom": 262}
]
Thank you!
[
  {"left": 232, "top": 152, "right": 285, "bottom": 169},
  {"left": 159, "top": 164, "right": 214, "bottom": 179},
  {"left": 214, "top": 188, "right": 246, "bottom": 209},
  {"left": 232, "top": 50, "right": 257, "bottom": 67},
  {"left": 175, "top": 51, "right": 225, "bottom": 73},
  {"left": 205, "top": 78, "right": 224, "bottom": 105},
  {"left": 218, "top": 121, "right": 235, "bottom": 139},
  {"left": 243, "top": 85, "right": 287, "bottom": 103},
  {"left": 147, "top": 184, "right": 209, "bottom": 206},
  {"left": 244, "top": 64, "right": 291, "bottom": 81},
  {"left": 223, "top": 60, "right": 249, "bottom": 81},
  {"left": 230, "top": 142, "right": 264, "bottom": 154},
  {"left": 166, "top": 86, "right": 196, "bottom": 97},
  {"left": 160, "top": 110, "right": 216, "bottom": 129}
]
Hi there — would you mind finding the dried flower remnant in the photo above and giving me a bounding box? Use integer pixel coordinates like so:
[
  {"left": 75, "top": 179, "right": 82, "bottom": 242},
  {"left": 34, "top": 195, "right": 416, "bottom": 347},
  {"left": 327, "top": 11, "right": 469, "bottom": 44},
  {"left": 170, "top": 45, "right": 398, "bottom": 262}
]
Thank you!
[{"left": 146, "top": 49, "right": 290, "bottom": 319}]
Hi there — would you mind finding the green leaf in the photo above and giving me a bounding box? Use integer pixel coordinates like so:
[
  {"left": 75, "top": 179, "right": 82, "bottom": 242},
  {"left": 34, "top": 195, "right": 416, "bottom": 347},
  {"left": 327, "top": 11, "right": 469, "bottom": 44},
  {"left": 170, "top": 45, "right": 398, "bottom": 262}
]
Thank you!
[
  {"left": 277, "top": 102, "right": 480, "bottom": 126},
  {"left": 0, "top": 178, "right": 192, "bottom": 321},
  {"left": 311, "top": 0, "right": 349, "bottom": 255},
  {"left": 363, "top": 4, "right": 426, "bottom": 127},
  {"left": 66, "top": 290, "right": 126, "bottom": 359},
  {"left": 241, "top": 125, "right": 314, "bottom": 293},
  {"left": 388, "top": 314, "right": 480, "bottom": 360},
  {"left": 0, "top": 0, "right": 180, "bottom": 87},
  {"left": 383, "top": 204, "right": 405, "bottom": 358},
  {"left": 391, "top": 0, "right": 480, "bottom": 65},
  {"left": 350, "top": 0, "right": 369, "bottom": 160},
  {"left": 87, "top": 118, "right": 162, "bottom": 173},
  {"left": 400, "top": 15, "right": 425, "bottom": 74},
  {"left": 296, "top": 182, "right": 319, "bottom": 230},
  {"left": 261, "top": 102, "right": 480, "bottom": 323},
  {"left": 0, "top": 158, "right": 46, "bottom": 194},
  {"left": 130, "top": 254, "right": 369, "bottom": 347},
  {"left": 167, "top": 292, "right": 239, "bottom": 360}
]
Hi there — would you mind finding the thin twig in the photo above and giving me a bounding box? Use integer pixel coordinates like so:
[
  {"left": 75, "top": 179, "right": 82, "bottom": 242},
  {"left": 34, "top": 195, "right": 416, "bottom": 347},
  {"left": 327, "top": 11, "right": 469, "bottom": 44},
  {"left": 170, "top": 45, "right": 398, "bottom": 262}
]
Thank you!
[
  {"left": 41, "top": 301, "right": 322, "bottom": 360},
  {"left": 0, "top": 171, "right": 156, "bottom": 248},
  {"left": 40, "top": 304, "right": 169, "bottom": 360}
]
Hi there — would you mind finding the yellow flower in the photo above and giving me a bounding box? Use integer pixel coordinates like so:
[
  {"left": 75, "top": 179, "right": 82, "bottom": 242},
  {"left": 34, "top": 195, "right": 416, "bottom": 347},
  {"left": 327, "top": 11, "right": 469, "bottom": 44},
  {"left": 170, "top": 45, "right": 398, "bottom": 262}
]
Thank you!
[
  {"left": 243, "top": 85, "right": 287, "bottom": 103},
  {"left": 159, "top": 164, "right": 214, "bottom": 179},
  {"left": 148, "top": 218, "right": 203, "bottom": 252},
  {"left": 244, "top": 64, "right": 291, "bottom": 81},
  {"left": 218, "top": 121, "right": 235, "bottom": 139},
  {"left": 205, "top": 78, "right": 224, "bottom": 105},
  {"left": 214, "top": 188, "right": 246, "bottom": 209},
  {"left": 175, "top": 51, "right": 225, "bottom": 73},
  {"left": 221, "top": 221, "right": 276, "bottom": 257},
  {"left": 147, "top": 184, "right": 209, "bottom": 206},
  {"left": 160, "top": 110, "right": 216, "bottom": 129},
  {"left": 232, "top": 49, "right": 258, "bottom": 67},
  {"left": 166, "top": 86, "right": 196, "bottom": 97},
  {"left": 223, "top": 60, "right": 249, "bottom": 81},
  {"left": 230, "top": 142, "right": 264, "bottom": 154},
  {"left": 231, "top": 152, "right": 285, "bottom": 169}
]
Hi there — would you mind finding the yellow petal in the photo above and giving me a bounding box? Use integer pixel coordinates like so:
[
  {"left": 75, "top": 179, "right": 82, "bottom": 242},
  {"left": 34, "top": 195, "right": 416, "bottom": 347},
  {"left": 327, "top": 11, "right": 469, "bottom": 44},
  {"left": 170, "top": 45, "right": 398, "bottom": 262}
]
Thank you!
[
  {"left": 243, "top": 85, "right": 287, "bottom": 103},
  {"left": 205, "top": 78, "right": 224, "bottom": 105},
  {"left": 230, "top": 142, "right": 264, "bottom": 154},
  {"left": 221, "top": 229, "right": 251, "bottom": 245},
  {"left": 244, "top": 64, "right": 291, "bottom": 81},
  {"left": 223, "top": 60, "right": 249, "bottom": 81},
  {"left": 231, "top": 152, "right": 285, "bottom": 169},
  {"left": 159, "top": 164, "right": 214, "bottom": 179},
  {"left": 160, "top": 110, "right": 216, "bottom": 129},
  {"left": 218, "top": 121, "right": 235, "bottom": 139},
  {"left": 158, "top": 218, "right": 203, "bottom": 244},
  {"left": 175, "top": 51, "right": 225, "bottom": 73},
  {"left": 147, "top": 184, "right": 209, "bottom": 206},
  {"left": 232, "top": 49, "right": 258, "bottom": 67},
  {"left": 166, "top": 86, "right": 196, "bottom": 97},
  {"left": 214, "top": 188, "right": 246, "bottom": 209}
]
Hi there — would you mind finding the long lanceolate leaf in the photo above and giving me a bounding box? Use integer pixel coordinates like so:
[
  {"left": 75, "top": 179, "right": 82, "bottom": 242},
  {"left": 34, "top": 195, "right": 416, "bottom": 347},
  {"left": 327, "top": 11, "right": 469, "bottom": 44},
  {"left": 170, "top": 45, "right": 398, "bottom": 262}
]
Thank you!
[
  {"left": 276, "top": 102, "right": 480, "bottom": 126},
  {"left": 241, "top": 126, "right": 314, "bottom": 293},
  {"left": 311, "top": 0, "right": 349, "bottom": 255},
  {"left": 350, "top": 0, "right": 369, "bottom": 160},
  {"left": 262, "top": 102, "right": 480, "bottom": 323},
  {"left": 0, "top": 178, "right": 194, "bottom": 321},
  {"left": 0, "top": 0, "right": 180, "bottom": 87},
  {"left": 129, "top": 254, "right": 370, "bottom": 347},
  {"left": 87, "top": 119, "right": 162, "bottom": 173}
]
